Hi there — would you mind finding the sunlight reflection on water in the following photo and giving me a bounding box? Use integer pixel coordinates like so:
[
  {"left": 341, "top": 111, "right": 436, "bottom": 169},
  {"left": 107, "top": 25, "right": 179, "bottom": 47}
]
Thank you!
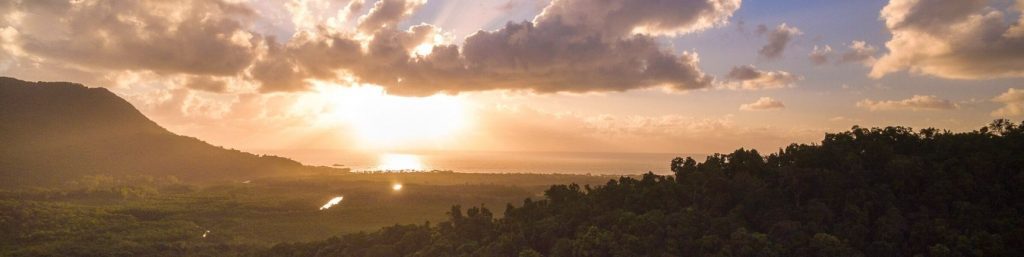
[
  {"left": 319, "top": 196, "right": 344, "bottom": 210},
  {"left": 264, "top": 149, "right": 702, "bottom": 174},
  {"left": 376, "top": 153, "right": 425, "bottom": 171}
]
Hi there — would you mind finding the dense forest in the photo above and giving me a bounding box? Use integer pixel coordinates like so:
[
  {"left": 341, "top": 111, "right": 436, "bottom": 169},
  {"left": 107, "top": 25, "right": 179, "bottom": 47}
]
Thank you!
[{"left": 258, "top": 120, "right": 1024, "bottom": 257}]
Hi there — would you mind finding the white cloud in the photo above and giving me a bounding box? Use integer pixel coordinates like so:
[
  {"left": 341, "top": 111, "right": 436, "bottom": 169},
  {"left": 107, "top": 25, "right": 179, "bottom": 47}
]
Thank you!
[
  {"left": 809, "top": 45, "right": 832, "bottom": 65},
  {"left": 722, "top": 65, "right": 802, "bottom": 90},
  {"left": 357, "top": 0, "right": 425, "bottom": 34},
  {"left": 809, "top": 41, "right": 876, "bottom": 66},
  {"left": 871, "top": 0, "right": 1024, "bottom": 79},
  {"left": 828, "top": 116, "right": 860, "bottom": 122},
  {"left": 856, "top": 95, "right": 959, "bottom": 111},
  {"left": 740, "top": 97, "right": 785, "bottom": 111},
  {"left": 992, "top": 88, "right": 1024, "bottom": 117},
  {"left": 838, "top": 40, "right": 877, "bottom": 65}
]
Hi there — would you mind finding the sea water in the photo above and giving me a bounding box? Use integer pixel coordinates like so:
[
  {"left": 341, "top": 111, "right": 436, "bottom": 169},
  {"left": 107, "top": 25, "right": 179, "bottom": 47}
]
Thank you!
[{"left": 260, "top": 149, "right": 706, "bottom": 175}]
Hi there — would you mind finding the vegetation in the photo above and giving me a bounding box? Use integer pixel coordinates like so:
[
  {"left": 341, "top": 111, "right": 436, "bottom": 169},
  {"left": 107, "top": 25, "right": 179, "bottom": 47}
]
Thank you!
[
  {"left": 0, "top": 172, "right": 613, "bottom": 256},
  {"left": 4, "top": 76, "right": 1023, "bottom": 256},
  {"left": 258, "top": 120, "right": 1024, "bottom": 257},
  {"left": 0, "top": 77, "right": 328, "bottom": 187}
]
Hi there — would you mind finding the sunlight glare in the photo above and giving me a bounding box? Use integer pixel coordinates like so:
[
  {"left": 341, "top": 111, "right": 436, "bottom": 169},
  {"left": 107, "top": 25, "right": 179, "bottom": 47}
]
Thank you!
[
  {"left": 314, "top": 82, "right": 469, "bottom": 149},
  {"left": 413, "top": 43, "right": 434, "bottom": 56},
  {"left": 392, "top": 183, "right": 403, "bottom": 191},
  {"left": 319, "top": 196, "right": 344, "bottom": 210},
  {"left": 377, "top": 153, "right": 424, "bottom": 171},
  {"left": 413, "top": 34, "right": 445, "bottom": 56}
]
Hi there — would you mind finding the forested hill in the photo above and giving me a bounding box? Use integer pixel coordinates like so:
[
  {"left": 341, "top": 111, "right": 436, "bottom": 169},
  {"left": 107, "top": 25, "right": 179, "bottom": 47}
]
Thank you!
[
  {"left": 0, "top": 77, "right": 312, "bottom": 187},
  {"left": 259, "top": 121, "right": 1024, "bottom": 257}
]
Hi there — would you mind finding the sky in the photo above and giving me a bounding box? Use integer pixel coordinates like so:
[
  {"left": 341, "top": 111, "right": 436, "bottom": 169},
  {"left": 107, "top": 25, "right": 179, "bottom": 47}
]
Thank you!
[{"left": 1, "top": 0, "right": 1023, "bottom": 156}]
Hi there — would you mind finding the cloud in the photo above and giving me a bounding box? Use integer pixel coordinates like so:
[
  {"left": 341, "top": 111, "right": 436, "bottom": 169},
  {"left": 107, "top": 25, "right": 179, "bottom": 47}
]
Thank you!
[
  {"left": 758, "top": 23, "right": 801, "bottom": 60},
  {"left": 357, "top": 0, "right": 425, "bottom": 34},
  {"left": 497, "top": 0, "right": 543, "bottom": 12},
  {"left": 344, "top": 0, "right": 366, "bottom": 21},
  {"left": 185, "top": 76, "right": 229, "bottom": 93},
  {"left": 123, "top": 84, "right": 823, "bottom": 154},
  {"left": 536, "top": 0, "right": 740, "bottom": 37},
  {"left": 722, "top": 65, "right": 802, "bottom": 90},
  {"left": 0, "top": 0, "right": 741, "bottom": 96},
  {"left": 468, "top": 105, "right": 818, "bottom": 153},
  {"left": 4, "top": 0, "right": 259, "bottom": 76},
  {"left": 856, "top": 95, "right": 959, "bottom": 111},
  {"left": 0, "top": 0, "right": 843, "bottom": 155},
  {"left": 809, "top": 41, "right": 877, "bottom": 66},
  {"left": 828, "top": 116, "right": 861, "bottom": 123},
  {"left": 358, "top": 0, "right": 741, "bottom": 96},
  {"left": 838, "top": 40, "right": 877, "bottom": 65},
  {"left": 740, "top": 97, "right": 785, "bottom": 111},
  {"left": 871, "top": 0, "right": 1024, "bottom": 79},
  {"left": 808, "top": 45, "right": 832, "bottom": 65},
  {"left": 285, "top": 0, "right": 360, "bottom": 32},
  {"left": 755, "top": 24, "right": 768, "bottom": 34},
  {"left": 992, "top": 88, "right": 1024, "bottom": 117},
  {"left": 250, "top": 28, "right": 383, "bottom": 92},
  {"left": 120, "top": 80, "right": 363, "bottom": 151},
  {"left": 1009, "top": 0, "right": 1024, "bottom": 38}
]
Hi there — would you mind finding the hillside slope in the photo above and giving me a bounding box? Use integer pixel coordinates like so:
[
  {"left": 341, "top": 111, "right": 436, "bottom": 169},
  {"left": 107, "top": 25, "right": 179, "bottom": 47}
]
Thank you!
[{"left": 0, "top": 77, "right": 313, "bottom": 186}]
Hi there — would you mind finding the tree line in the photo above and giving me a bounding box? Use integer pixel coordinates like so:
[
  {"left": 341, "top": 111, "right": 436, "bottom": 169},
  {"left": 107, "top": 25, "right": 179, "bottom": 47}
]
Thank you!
[{"left": 258, "top": 120, "right": 1024, "bottom": 257}]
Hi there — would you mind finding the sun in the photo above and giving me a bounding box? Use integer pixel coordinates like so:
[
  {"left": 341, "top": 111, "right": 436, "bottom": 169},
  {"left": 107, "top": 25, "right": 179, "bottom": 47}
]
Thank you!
[{"left": 313, "top": 82, "right": 470, "bottom": 149}]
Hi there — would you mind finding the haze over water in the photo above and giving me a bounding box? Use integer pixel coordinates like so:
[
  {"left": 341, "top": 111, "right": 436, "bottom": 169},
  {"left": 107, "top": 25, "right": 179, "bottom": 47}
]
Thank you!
[{"left": 263, "top": 150, "right": 706, "bottom": 175}]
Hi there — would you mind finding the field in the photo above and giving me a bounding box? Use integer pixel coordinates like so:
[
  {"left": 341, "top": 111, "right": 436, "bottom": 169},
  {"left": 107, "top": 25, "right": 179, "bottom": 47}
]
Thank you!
[{"left": 0, "top": 172, "right": 617, "bottom": 255}]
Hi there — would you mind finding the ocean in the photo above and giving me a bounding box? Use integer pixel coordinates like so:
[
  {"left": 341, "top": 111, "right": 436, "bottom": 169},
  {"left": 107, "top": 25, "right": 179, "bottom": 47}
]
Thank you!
[{"left": 259, "top": 150, "right": 707, "bottom": 175}]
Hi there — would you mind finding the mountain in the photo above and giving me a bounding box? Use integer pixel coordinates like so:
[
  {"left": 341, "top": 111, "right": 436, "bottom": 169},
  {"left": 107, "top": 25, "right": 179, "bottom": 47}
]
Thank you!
[{"left": 0, "top": 77, "right": 323, "bottom": 187}]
